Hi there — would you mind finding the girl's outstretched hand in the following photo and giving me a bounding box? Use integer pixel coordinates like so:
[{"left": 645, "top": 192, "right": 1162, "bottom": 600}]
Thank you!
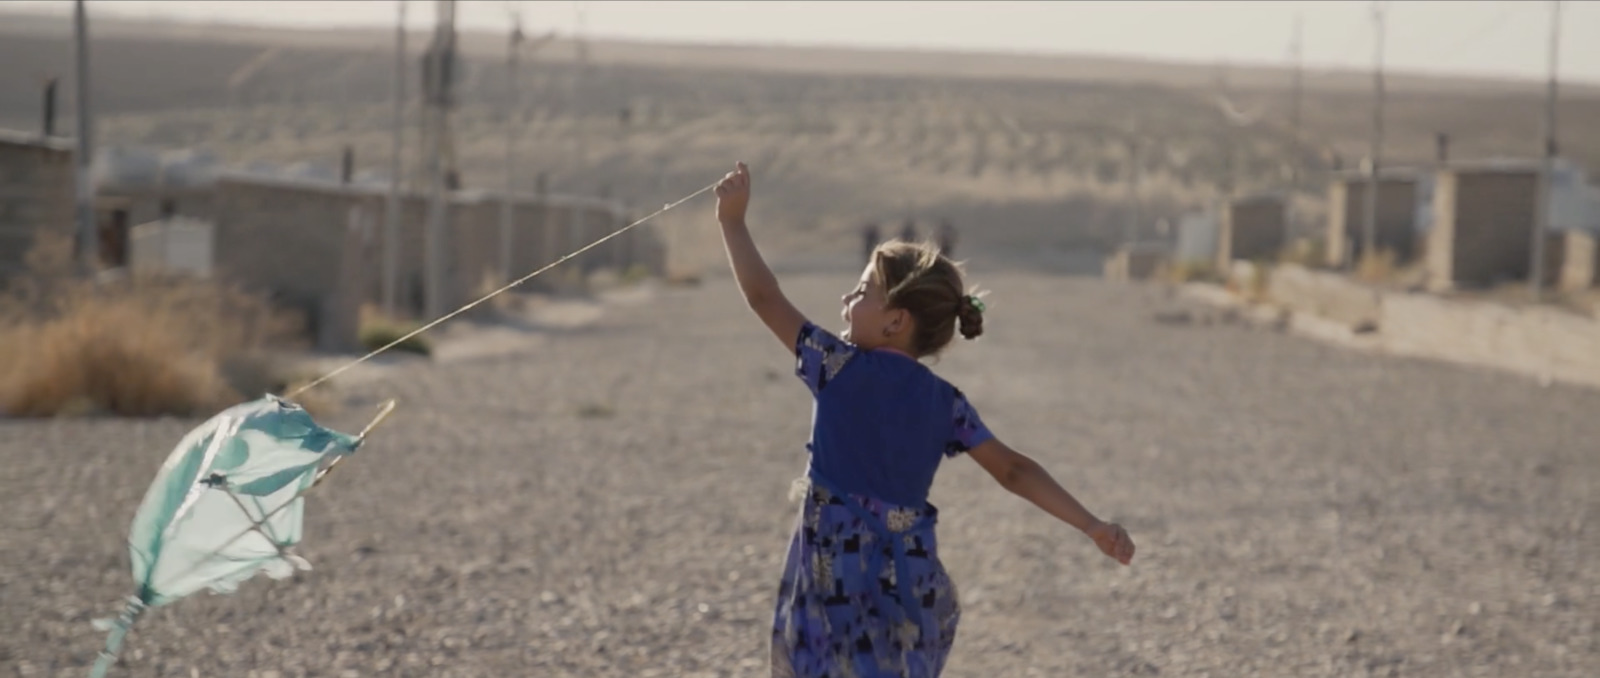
[
  {"left": 1087, "top": 521, "right": 1135, "bottom": 565},
  {"left": 715, "top": 162, "right": 751, "bottom": 224}
]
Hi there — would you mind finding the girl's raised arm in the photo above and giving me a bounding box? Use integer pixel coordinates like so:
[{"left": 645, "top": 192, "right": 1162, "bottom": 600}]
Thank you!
[
  {"left": 967, "top": 437, "right": 1136, "bottom": 565},
  {"left": 716, "top": 162, "right": 807, "bottom": 351}
]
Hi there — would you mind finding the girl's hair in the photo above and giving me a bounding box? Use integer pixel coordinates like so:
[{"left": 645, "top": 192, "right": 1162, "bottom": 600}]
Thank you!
[{"left": 870, "top": 239, "right": 985, "bottom": 357}]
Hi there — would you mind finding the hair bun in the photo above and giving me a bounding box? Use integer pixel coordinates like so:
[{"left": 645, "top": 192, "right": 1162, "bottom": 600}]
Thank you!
[{"left": 957, "top": 295, "right": 985, "bottom": 340}]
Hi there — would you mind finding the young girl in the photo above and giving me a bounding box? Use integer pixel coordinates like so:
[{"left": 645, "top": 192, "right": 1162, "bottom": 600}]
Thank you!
[{"left": 714, "top": 163, "right": 1135, "bottom": 678}]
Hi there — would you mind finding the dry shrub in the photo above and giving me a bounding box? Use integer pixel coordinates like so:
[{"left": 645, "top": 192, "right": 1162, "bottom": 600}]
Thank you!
[
  {"left": 0, "top": 233, "right": 305, "bottom": 418},
  {"left": 1166, "top": 260, "right": 1223, "bottom": 285},
  {"left": 1278, "top": 237, "right": 1327, "bottom": 269},
  {"left": 1356, "top": 249, "right": 1399, "bottom": 283},
  {"left": 357, "top": 304, "right": 432, "bottom": 357}
]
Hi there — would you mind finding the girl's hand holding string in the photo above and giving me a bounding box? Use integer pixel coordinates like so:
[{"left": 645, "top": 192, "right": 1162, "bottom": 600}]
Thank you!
[{"left": 715, "top": 161, "right": 751, "bottom": 224}]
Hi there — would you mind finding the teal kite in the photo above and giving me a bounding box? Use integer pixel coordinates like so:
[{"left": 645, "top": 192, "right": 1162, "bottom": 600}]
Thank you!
[{"left": 89, "top": 395, "right": 394, "bottom": 678}]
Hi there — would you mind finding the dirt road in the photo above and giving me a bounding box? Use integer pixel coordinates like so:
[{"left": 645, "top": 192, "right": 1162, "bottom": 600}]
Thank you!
[{"left": 3, "top": 269, "right": 1595, "bottom": 677}]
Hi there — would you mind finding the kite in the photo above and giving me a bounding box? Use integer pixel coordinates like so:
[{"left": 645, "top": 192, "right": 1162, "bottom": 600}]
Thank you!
[
  {"left": 89, "top": 395, "right": 395, "bottom": 678},
  {"left": 84, "top": 178, "right": 720, "bottom": 677}
]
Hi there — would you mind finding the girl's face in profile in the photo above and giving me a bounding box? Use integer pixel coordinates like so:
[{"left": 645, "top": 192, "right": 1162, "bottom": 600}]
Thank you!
[{"left": 841, "top": 263, "right": 891, "bottom": 347}]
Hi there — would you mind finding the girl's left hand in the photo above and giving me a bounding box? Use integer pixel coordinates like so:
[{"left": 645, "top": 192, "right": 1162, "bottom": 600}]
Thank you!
[{"left": 1087, "top": 521, "right": 1135, "bottom": 565}]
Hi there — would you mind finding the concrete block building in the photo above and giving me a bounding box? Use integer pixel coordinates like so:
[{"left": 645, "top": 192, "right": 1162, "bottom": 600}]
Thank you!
[
  {"left": 0, "top": 130, "right": 75, "bottom": 279},
  {"left": 1424, "top": 162, "right": 1541, "bottom": 292},
  {"left": 1325, "top": 170, "right": 1421, "bottom": 268},
  {"left": 1216, "top": 193, "right": 1286, "bottom": 269}
]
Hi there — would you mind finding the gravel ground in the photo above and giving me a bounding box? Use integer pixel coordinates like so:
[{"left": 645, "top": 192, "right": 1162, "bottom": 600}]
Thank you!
[{"left": 3, "top": 269, "right": 1597, "bottom": 678}]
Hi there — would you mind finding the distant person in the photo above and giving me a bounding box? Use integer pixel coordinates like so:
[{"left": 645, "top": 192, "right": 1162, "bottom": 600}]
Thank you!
[
  {"left": 861, "top": 222, "right": 881, "bottom": 264},
  {"left": 900, "top": 218, "right": 917, "bottom": 244},
  {"left": 937, "top": 219, "right": 958, "bottom": 257},
  {"left": 712, "top": 161, "right": 1135, "bottom": 676}
]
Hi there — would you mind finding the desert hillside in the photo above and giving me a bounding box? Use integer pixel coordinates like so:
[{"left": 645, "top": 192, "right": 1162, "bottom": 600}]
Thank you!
[{"left": 3, "top": 11, "right": 1598, "bottom": 270}]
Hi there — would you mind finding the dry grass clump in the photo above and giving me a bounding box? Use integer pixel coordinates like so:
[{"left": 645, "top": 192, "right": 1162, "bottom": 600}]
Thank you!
[
  {"left": 1166, "top": 260, "right": 1223, "bottom": 285},
  {"left": 0, "top": 234, "right": 306, "bottom": 418},
  {"left": 1278, "top": 237, "right": 1327, "bottom": 269},
  {"left": 1355, "top": 248, "right": 1400, "bottom": 283},
  {"left": 357, "top": 304, "right": 432, "bottom": 357}
]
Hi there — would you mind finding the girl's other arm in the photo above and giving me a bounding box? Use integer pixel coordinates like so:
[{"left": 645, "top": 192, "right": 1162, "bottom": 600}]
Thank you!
[
  {"left": 715, "top": 162, "right": 806, "bottom": 350},
  {"left": 967, "top": 437, "right": 1135, "bottom": 565}
]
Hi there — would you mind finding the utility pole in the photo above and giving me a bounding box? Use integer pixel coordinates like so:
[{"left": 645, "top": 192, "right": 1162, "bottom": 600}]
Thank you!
[
  {"left": 422, "top": 0, "right": 457, "bottom": 320},
  {"left": 1361, "top": 1, "right": 1387, "bottom": 269},
  {"left": 574, "top": 1, "right": 590, "bottom": 181},
  {"left": 43, "top": 77, "right": 58, "bottom": 137},
  {"left": 1531, "top": 0, "right": 1561, "bottom": 301},
  {"left": 73, "top": 0, "right": 97, "bottom": 273},
  {"left": 1214, "top": 60, "right": 1238, "bottom": 216},
  {"left": 1289, "top": 12, "right": 1303, "bottom": 192},
  {"left": 501, "top": 12, "right": 524, "bottom": 285},
  {"left": 1125, "top": 136, "right": 1141, "bottom": 246},
  {"left": 383, "top": 0, "right": 406, "bottom": 317},
  {"left": 568, "top": 1, "right": 590, "bottom": 281}
]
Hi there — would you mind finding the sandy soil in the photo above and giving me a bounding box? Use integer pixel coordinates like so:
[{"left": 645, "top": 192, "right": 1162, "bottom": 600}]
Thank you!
[{"left": 3, "top": 262, "right": 1596, "bottom": 677}]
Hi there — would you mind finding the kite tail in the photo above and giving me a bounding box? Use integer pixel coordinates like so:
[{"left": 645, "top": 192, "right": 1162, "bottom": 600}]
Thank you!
[{"left": 88, "top": 597, "right": 146, "bottom": 678}]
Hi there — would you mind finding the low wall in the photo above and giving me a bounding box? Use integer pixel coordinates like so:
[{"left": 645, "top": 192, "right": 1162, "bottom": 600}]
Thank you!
[
  {"left": 1266, "top": 264, "right": 1383, "bottom": 328},
  {"left": 1381, "top": 293, "right": 1600, "bottom": 386},
  {"left": 1103, "top": 246, "right": 1169, "bottom": 282},
  {"left": 1558, "top": 229, "right": 1597, "bottom": 292},
  {"left": 1190, "top": 263, "right": 1600, "bottom": 389}
]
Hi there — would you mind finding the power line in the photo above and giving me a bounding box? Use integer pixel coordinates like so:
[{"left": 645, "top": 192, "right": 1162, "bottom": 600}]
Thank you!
[
  {"left": 1332, "top": 10, "right": 1374, "bottom": 70},
  {"left": 1434, "top": 2, "right": 1523, "bottom": 59}
]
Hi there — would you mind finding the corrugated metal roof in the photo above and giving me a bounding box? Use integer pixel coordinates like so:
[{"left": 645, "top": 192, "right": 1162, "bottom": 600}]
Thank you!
[
  {"left": 0, "top": 128, "right": 75, "bottom": 153},
  {"left": 1331, "top": 166, "right": 1427, "bottom": 182},
  {"left": 209, "top": 171, "right": 627, "bottom": 215}
]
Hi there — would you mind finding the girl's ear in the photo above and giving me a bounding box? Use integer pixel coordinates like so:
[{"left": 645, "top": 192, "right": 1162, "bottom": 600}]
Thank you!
[{"left": 889, "top": 308, "right": 910, "bottom": 334}]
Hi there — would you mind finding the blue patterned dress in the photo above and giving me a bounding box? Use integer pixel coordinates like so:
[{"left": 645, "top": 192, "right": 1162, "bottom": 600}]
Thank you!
[{"left": 771, "top": 323, "right": 993, "bottom": 678}]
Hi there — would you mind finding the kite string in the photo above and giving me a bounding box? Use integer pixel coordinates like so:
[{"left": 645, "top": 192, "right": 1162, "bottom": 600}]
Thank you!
[{"left": 286, "top": 179, "right": 721, "bottom": 399}]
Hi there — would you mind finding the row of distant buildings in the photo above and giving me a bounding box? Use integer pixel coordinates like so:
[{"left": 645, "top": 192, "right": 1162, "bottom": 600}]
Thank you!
[
  {"left": 1111, "top": 154, "right": 1600, "bottom": 295},
  {"left": 0, "top": 128, "right": 666, "bottom": 351}
]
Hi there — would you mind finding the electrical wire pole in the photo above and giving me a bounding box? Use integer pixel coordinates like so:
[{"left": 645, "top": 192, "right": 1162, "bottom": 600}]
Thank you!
[
  {"left": 422, "top": 0, "right": 457, "bottom": 320},
  {"left": 73, "top": 0, "right": 97, "bottom": 273},
  {"left": 1289, "top": 12, "right": 1304, "bottom": 192},
  {"left": 1124, "top": 136, "right": 1141, "bottom": 247},
  {"left": 501, "top": 12, "right": 524, "bottom": 285},
  {"left": 574, "top": 1, "right": 590, "bottom": 178},
  {"left": 1531, "top": 0, "right": 1561, "bottom": 301},
  {"left": 383, "top": 0, "right": 407, "bottom": 317},
  {"left": 1361, "top": 1, "right": 1386, "bottom": 270}
]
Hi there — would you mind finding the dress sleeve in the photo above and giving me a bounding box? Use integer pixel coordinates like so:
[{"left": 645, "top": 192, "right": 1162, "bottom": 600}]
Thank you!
[
  {"left": 794, "top": 321, "right": 858, "bottom": 396},
  {"left": 946, "top": 387, "right": 994, "bottom": 457}
]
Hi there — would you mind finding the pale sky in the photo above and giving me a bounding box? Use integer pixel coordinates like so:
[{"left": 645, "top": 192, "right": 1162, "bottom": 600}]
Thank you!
[{"left": 6, "top": 1, "right": 1598, "bottom": 85}]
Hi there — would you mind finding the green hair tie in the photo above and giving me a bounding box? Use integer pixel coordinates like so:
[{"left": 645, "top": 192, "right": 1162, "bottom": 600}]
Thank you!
[{"left": 967, "top": 296, "right": 986, "bottom": 314}]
